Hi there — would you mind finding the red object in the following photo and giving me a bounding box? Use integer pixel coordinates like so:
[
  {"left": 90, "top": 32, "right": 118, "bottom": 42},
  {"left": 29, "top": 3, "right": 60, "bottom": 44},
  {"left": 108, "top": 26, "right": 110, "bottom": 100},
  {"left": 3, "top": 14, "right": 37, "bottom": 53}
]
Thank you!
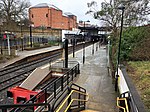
[
  {"left": 7, "top": 86, "right": 45, "bottom": 104},
  {"left": 3, "top": 34, "right": 7, "bottom": 39}
]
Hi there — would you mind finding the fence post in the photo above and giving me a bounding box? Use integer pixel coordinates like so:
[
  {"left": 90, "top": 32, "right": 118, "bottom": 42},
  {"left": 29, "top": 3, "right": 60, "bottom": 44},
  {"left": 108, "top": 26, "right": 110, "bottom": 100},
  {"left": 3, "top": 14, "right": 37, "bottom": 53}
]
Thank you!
[
  {"left": 61, "top": 76, "right": 63, "bottom": 91},
  {"left": 72, "top": 69, "right": 74, "bottom": 81},
  {"left": 84, "top": 90, "right": 86, "bottom": 109},
  {"left": 2, "top": 108, "right": 7, "bottom": 112},
  {"left": 45, "top": 89, "right": 47, "bottom": 103},
  {"left": 78, "top": 63, "right": 80, "bottom": 74},
  {"left": 67, "top": 72, "right": 69, "bottom": 85},
  {"left": 54, "top": 81, "right": 56, "bottom": 98},
  {"left": 49, "top": 59, "right": 51, "bottom": 71},
  {"left": 48, "top": 104, "right": 51, "bottom": 112},
  {"left": 78, "top": 87, "right": 81, "bottom": 108},
  {"left": 32, "top": 100, "right": 34, "bottom": 112},
  {"left": 68, "top": 87, "right": 71, "bottom": 111},
  {"left": 75, "top": 67, "right": 77, "bottom": 77}
]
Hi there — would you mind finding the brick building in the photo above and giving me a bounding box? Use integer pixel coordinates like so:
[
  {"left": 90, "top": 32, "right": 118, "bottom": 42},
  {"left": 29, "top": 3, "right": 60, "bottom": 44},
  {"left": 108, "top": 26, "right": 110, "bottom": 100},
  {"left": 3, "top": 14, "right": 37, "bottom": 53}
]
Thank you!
[{"left": 29, "top": 3, "right": 77, "bottom": 30}]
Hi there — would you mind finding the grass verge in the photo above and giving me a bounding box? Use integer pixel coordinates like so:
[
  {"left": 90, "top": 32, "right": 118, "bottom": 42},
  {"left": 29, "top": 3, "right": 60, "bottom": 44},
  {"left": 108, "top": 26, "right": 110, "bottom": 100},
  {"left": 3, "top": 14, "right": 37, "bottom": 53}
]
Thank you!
[{"left": 127, "top": 61, "right": 150, "bottom": 112}]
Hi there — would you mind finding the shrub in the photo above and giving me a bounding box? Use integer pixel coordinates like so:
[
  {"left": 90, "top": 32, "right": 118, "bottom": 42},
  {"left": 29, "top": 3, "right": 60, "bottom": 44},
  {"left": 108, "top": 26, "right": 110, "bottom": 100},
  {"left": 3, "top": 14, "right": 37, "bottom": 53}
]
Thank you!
[
  {"left": 48, "top": 41, "right": 58, "bottom": 46},
  {"left": 112, "top": 27, "right": 150, "bottom": 61},
  {"left": 120, "top": 26, "right": 149, "bottom": 61},
  {"left": 33, "top": 43, "right": 40, "bottom": 48},
  {"left": 109, "top": 25, "right": 150, "bottom": 71}
]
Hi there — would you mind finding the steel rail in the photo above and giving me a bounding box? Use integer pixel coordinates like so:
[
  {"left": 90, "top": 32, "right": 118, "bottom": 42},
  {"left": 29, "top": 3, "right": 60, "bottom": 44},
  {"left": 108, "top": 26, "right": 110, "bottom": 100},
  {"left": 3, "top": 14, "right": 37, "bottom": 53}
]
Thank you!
[{"left": 0, "top": 42, "right": 91, "bottom": 104}]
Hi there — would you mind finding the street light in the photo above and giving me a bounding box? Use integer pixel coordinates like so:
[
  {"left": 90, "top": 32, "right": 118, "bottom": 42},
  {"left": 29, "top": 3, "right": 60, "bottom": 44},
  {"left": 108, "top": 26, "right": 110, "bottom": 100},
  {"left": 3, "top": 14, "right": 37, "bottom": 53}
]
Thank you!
[
  {"left": 80, "top": 20, "right": 90, "bottom": 64},
  {"left": 115, "top": 3, "right": 125, "bottom": 91},
  {"left": 18, "top": 22, "right": 24, "bottom": 51},
  {"left": 64, "top": 38, "right": 68, "bottom": 68},
  {"left": 92, "top": 38, "right": 94, "bottom": 55},
  {"left": 0, "top": 23, "right": 3, "bottom": 55},
  {"left": 30, "top": 24, "right": 34, "bottom": 47},
  {"left": 4, "top": 31, "right": 11, "bottom": 55},
  {"left": 72, "top": 35, "right": 75, "bottom": 58}
]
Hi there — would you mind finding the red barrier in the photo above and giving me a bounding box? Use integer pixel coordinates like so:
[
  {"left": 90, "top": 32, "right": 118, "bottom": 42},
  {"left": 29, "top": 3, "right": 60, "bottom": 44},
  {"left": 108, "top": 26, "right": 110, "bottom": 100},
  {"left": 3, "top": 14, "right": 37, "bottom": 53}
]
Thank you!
[{"left": 7, "top": 86, "right": 44, "bottom": 104}]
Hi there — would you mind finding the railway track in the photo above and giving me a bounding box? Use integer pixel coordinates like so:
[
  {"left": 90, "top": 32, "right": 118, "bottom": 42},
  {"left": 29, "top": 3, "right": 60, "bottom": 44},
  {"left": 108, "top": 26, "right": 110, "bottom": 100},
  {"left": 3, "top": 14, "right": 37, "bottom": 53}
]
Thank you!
[
  {"left": 0, "top": 42, "right": 91, "bottom": 104},
  {"left": 0, "top": 51, "right": 62, "bottom": 91},
  {"left": 0, "top": 51, "right": 62, "bottom": 104}
]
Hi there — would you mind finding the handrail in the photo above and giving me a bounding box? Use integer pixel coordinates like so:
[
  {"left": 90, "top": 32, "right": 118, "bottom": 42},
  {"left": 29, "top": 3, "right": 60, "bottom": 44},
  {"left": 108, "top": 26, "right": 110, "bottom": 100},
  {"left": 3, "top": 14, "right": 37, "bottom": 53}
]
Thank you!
[
  {"left": 29, "top": 61, "right": 79, "bottom": 101},
  {"left": 117, "top": 97, "right": 129, "bottom": 112},
  {"left": 0, "top": 103, "right": 50, "bottom": 112},
  {"left": 56, "top": 90, "right": 89, "bottom": 112},
  {"left": 9, "top": 61, "right": 80, "bottom": 112},
  {"left": 117, "top": 66, "right": 145, "bottom": 112},
  {"left": 64, "top": 98, "right": 88, "bottom": 112},
  {"left": 71, "top": 83, "right": 86, "bottom": 92}
]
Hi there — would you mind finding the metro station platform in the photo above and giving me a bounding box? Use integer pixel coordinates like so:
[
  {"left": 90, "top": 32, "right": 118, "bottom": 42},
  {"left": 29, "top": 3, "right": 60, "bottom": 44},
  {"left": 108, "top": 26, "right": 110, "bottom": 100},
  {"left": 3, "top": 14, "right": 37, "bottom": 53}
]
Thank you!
[
  {"left": 0, "top": 46, "right": 60, "bottom": 68},
  {"left": 0, "top": 43, "right": 117, "bottom": 111},
  {"left": 68, "top": 44, "right": 117, "bottom": 112}
]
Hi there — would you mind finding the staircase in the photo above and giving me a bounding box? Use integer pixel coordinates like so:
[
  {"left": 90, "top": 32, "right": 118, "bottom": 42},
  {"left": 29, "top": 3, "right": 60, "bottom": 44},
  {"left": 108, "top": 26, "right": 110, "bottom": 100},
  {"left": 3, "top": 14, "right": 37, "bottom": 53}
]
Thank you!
[
  {"left": 52, "top": 83, "right": 89, "bottom": 112},
  {"left": 52, "top": 83, "right": 103, "bottom": 112},
  {"left": 81, "top": 110, "right": 99, "bottom": 112}
]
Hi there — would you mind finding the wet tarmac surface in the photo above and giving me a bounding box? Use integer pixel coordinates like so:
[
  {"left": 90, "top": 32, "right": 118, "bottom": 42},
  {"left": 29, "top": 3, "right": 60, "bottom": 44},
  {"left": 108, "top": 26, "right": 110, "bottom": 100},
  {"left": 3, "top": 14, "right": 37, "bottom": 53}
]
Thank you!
[{"left": 69, "top": 44, "right": 117, "bottom": 112}]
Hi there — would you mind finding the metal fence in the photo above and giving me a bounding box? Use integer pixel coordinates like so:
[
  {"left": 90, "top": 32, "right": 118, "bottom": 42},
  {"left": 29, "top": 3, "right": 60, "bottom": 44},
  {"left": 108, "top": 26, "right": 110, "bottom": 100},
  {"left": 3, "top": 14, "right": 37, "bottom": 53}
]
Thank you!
[{"left": 0, "top": 61, "right": 80, "bottom": 112}]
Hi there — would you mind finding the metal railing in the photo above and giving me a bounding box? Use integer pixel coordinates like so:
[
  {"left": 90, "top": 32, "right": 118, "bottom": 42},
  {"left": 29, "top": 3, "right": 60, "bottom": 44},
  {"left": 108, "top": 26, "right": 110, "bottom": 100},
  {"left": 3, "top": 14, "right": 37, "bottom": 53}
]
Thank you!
[
  {"left": 0, "top": 103, "right": 50, "bottom": 112},
  {"left": 117, "top": 91, "right": 141, "bottom": 112},
  {"left": 117, "top": 96, "right": 129, "bottom": 112},
  {"left": 0, "top": 61, "right": 80, "bottom": 112},
  {"left": 116, "top": 66, "right": 146, "bottom": 112},
  {"left": 52, "top": 83, "right": 88, "bottom": 112},
  {"left": 56, "top": 90, "right": 88, "bottom": 112}
]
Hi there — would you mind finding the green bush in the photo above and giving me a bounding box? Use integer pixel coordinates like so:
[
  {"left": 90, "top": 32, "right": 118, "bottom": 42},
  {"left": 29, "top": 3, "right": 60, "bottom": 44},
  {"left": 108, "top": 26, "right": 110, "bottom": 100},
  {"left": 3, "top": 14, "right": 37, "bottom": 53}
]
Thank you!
[
  {"left": 33, "top": 43, "right": 40, "bottom": 48},
  {"left": 110, "top": 26, "right": 150, "bottom": 69},
  {"left": 48, "top": 41, "right": 59, "bottom": 46},
  {"left": 121, "top": 26, "right": 149, "bottom": 61}
]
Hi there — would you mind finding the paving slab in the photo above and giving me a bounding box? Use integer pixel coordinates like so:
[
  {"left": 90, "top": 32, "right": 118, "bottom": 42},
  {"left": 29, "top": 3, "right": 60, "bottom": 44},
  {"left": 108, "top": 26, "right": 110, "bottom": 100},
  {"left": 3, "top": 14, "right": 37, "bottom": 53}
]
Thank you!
[{"left": 69, "top": 44, "right": 117, "bottom": 112}]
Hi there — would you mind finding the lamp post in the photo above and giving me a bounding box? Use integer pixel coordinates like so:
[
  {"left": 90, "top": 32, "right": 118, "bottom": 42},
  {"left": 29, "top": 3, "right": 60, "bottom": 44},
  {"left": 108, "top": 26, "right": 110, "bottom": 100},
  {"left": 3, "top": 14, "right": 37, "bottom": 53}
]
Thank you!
[
  {"left": 107, "top": 36, "right": 110, "bottom": 69},
  {"left": 19, "top": 23, "right": 24, "bottom": 51},
  {"left": 92, "top": 38, "right": 94, "bottom": 55},
  {"left": 72, "top": 35, "right": 75, "bottom": 58},
  {"left": 81, "top": 20, "right": 90, "bottom": 64},
  {"left": 13, "top": 33, "right": 17, "bottom": 55},
  {"left": 0, "top": 24, "right": 3, "bottom": 55},
  {"left": 115, "top": 3, "right": 125, "bottom": 91},
  {"left": 30, "top": 24, "right": 34, "bottom": 47},
  {"left": 64, "top": 38, "right": 68, "bottom": 68},
  {"left": 5, "top": 32, "right": 11, "bottom": 55}
]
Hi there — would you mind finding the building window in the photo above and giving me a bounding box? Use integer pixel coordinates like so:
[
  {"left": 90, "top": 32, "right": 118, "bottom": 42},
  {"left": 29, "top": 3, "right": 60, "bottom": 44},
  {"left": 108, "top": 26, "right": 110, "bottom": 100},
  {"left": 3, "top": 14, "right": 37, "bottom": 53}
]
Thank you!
[
  {"left": 32, "top": 14, "right": 34, "bottom": 18},
  {"left": 46, "top": 14, "right": 48, "bottom": 17}
]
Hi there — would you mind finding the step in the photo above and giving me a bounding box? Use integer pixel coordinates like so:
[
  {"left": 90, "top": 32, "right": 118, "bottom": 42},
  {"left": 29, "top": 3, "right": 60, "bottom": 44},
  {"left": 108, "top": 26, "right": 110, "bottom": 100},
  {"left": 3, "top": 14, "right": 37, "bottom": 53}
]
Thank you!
[{"left": 80, "top": 110, "right": 99, "bottom": 112}]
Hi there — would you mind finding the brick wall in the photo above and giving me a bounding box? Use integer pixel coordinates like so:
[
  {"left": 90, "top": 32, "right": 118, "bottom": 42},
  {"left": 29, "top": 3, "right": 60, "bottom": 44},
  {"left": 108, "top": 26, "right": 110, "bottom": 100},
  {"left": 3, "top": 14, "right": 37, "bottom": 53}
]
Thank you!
[
  {"left": 29, "top": 6, "right": 77, "bottom": 30},
  {"left": 51, "top": 8, "right": 63, "bottom": 29},
  {"left": 62, "top": 16, "right": 69, "bottom": 30},
  {"left": 29, "top": 7, "right": 49, "bottom": 27}
]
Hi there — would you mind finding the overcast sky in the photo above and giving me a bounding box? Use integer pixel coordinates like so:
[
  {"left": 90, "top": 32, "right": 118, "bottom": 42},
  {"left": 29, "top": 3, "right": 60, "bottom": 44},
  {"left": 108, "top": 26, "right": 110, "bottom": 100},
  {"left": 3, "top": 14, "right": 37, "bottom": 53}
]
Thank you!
[{"left": 30, "top": 0, "right": 104, "bottom": 26}]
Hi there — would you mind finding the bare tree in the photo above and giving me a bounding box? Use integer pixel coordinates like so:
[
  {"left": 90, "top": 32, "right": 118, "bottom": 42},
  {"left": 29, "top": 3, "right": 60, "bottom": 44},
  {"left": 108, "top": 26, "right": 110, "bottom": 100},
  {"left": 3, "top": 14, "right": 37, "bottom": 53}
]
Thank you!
[
  {"left": 123, "top": 0, "right": 150, "bottom": 25},
  {"left": 86, "top": 0, "right": 150, "bottom": 37},
  {"left": 0, "top": 0, "right": 30, "bottom": 30},
  {"left": 86, "top": 1, "right": 120, "bottom": 37}
]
